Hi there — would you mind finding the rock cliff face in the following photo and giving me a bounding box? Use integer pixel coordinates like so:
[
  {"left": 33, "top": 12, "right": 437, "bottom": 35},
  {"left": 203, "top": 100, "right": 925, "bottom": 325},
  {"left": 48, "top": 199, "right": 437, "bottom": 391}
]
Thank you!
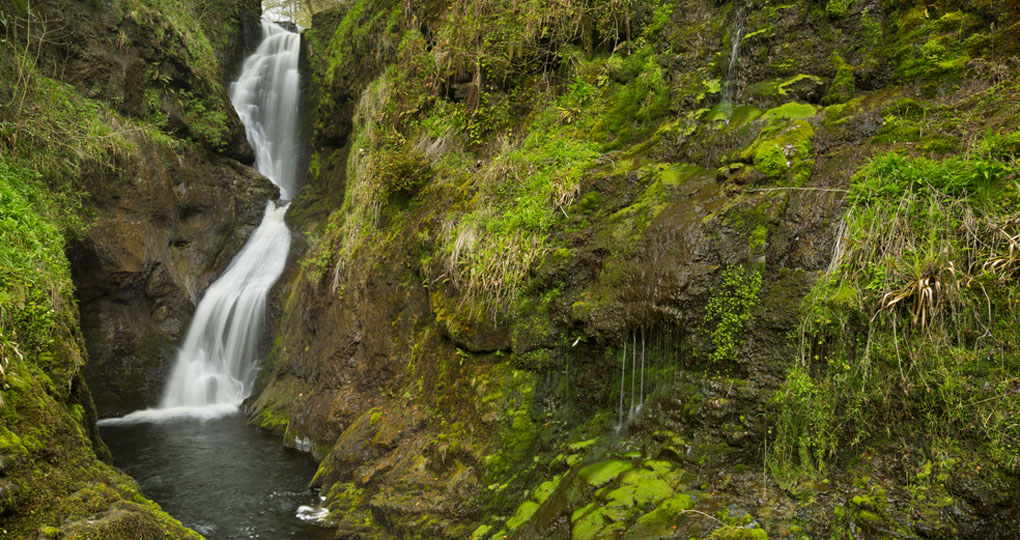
[
  {"left": 4, "top": 0, "right": 1020, "bottom": 538},
  {"left": 31, "top": 0, "right": 258, "bottom": 163},
  {"left": 73, "top": 135, "right": 275, "bottom": 416},
  {"left": 250, "top": 0, "right": 1020, "bottom": 538}
]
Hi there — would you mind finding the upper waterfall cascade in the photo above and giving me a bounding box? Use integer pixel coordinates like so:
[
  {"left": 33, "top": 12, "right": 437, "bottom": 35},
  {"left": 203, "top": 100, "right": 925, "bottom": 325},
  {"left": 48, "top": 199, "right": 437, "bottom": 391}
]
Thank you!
[
  {"left": 231, "top": 21, "right": 302, "bottom": 200},
  {"left": 101, "top": 20, "right": 301, "bottom": 423}
]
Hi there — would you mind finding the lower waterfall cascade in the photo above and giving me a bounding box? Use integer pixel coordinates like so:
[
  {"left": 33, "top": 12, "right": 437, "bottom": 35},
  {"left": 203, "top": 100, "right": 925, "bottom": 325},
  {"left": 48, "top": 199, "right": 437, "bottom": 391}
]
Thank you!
[{"left": 101, "top": 20, "right": 301, "bottom": 424}]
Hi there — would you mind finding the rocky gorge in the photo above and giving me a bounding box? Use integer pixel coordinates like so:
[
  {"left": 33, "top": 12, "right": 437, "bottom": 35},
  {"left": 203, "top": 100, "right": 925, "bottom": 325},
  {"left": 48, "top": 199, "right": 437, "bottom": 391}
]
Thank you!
[{"left": 2, "top": 0, "right": 1020, "bottom": 539}]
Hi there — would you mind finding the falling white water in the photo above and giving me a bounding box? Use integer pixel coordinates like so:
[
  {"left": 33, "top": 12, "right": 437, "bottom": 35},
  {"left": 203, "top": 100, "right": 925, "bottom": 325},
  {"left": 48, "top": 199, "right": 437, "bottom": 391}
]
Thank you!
[
  {"left": 231, "top": 21, "right": 302, "bottom": 200},
  {"left": 100, "top": 21, "right": 301, "bottom": 425},
  {"left": 618, "top": 339, "right": 626, "bottom": 429},
  {"left": 159, "top": 201, "right": 290, "bottom": 408}
]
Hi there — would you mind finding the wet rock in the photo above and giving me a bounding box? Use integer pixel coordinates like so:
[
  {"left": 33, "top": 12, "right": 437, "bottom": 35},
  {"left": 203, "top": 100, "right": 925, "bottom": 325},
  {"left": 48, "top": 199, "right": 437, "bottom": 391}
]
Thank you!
[{"left": 72, "top": 133, "right": 276, "bottom": 416}]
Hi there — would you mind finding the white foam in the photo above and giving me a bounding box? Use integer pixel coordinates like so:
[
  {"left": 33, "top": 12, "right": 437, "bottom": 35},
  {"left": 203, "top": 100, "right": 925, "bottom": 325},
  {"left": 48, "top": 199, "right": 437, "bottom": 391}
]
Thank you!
[
  {"left": 97, "top": 403, "right": 241, "bottom": 426},
  {"left": 295, "top": 505, "right": 329, "bottom": 523}
]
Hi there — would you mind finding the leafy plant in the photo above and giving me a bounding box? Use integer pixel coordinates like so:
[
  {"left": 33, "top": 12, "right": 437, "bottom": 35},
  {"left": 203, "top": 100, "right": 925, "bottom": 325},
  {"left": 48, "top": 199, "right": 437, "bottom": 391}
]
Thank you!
[{"left": 701, "top": 266, "right": 762, "bottom": 363}]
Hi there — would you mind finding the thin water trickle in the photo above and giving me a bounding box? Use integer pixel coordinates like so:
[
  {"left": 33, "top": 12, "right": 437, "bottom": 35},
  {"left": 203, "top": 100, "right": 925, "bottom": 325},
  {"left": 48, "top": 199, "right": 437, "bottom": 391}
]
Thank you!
[
  {"left": 619, "top": 339, "right": 627, "bottom": 428},
  {"left": 616, "top": 321, "right": 685, "bottom": 430},
  {"left": 630, "top": 331, "right": 637, "bottom": 418},
  {"left": 721, "top": 8, "right": 746, "bottom": 104},
  {"left": 639, "top": 326, "right": 646, "bottom": 411}
]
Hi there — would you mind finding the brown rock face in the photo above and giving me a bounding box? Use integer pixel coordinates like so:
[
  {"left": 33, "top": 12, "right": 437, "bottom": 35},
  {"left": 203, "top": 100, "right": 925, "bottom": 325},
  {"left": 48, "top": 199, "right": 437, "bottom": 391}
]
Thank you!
[{"left": 72, "top": 132, "right": 276, "bottom": 417}]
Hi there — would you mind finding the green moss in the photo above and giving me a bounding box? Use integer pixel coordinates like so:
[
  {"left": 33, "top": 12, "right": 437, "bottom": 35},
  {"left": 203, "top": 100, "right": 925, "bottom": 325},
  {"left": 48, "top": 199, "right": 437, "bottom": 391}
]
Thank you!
[
  {"left": 823, "top": 55, "right": 855, "bottom": 105},
  {"left": 611, "top": 468, "right": 674, "bottom": 507},
  {"left": 778, "top": 74, "right": 824, "bottom": 97},
  {"left": 533, "top": 476, "right": 563, "bottom": 504},
  {"left": 895, "top": 9, "right": 978, "bottom": 82},
  {"left": 505, "top": 500, "right": 540, "bottom": 531},
  {"left": 729, "top": 106, "right": 764, "bottom": 128},
  {"left": 578, "top": 460, "right": 634, "bottom": 488},
  {"left": 0, "top": 426, "right": 26, "bottom": 454},
  {"left": 753, "top": 144, "right": 788, "bottom": 179},
  {"left": 482, "top": 369, "right": 539, "bottom": 485},
  {"left": 760, "top": 102, "right": 817, "bottom": 122},
  {"left": 825, "top": 0, "right": 852, "bottom": 18},
  {"left": 622, "top": 492, "right": 696, "bottom": 538},
  {"left": 709, "top": 525, "right": 769, "bottom": 539},
  {"left": 566, "top": 438, "right": 597, "bottom": 452},
  {"left": 570, "top": 502, "right": 607, "bottom": 540},
  {"left": 739, "top": 116, "right": 815, "bottom": 185},
  {"left": 253, "top": 402, "right": 290, "bottom": 434},
  {"left": 470, "top": 524, "right": 493, "bottom": 540},
  {"left": 602, "top": 47, "right": 672, "bottom": 148}
]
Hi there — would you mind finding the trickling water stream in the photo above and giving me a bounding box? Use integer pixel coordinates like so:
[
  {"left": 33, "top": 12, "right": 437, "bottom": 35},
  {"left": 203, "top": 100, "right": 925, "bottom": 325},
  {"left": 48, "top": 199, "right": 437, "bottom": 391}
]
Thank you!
[
  {"left": 616, "top": 322, "right": 683, "bottom": 431},
  {"left": 99, "top": 20, "right": 327, "bottom": 538},
  {"left": 721, "top": 7, "right": 746, "bottom": 104}
]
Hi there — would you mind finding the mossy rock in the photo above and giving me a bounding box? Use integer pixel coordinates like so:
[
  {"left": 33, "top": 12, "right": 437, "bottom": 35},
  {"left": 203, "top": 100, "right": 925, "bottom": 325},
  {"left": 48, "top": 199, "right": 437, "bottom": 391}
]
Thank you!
[
  {"left": 606, "top": 468, "right": 674, "bottom": 508},
  {"left": 534, "top": 476, "right": 564, "bottom": 504},
  {"left": 738, "top": 115, "right": 816, "bottom": 186},
  {"left": 578, "top": 460, "right": 634, "bottom": 488},
  {"left": 778, "top": 74, "right": 826, "bottom": 103},
  {"left": 570, "top": 502, "right": 608, "bottom": 540},
  {"left": 506, "top": 500, "right": 541, "bottom": 531},
  {"left": 823, "top": 56, "right": 855, "bottom": 105},
  {"left": 760, "top": 102, "right": 818, "bottom": 122},
  {"left": 626, "top": 493, "right": 695, "bottom": 537}
]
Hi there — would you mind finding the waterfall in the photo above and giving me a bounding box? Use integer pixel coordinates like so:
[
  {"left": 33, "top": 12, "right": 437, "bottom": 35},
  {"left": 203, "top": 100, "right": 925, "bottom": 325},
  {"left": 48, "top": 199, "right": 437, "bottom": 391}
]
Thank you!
[
  {"left": 100, "top": 21, "right": 301, "bottom": 424},
  {"left": 230, "top": 22, "right": 302, "bottom": 201},
  {"left": 158, "top": 201, "right": 290, "bottom": 409}
]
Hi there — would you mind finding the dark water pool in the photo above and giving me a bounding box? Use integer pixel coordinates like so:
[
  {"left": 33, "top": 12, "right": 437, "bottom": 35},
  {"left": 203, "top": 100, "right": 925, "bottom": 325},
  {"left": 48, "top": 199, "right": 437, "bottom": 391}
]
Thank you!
[{"left": 100, "top": 413, "right": 333, "bottom": 540}]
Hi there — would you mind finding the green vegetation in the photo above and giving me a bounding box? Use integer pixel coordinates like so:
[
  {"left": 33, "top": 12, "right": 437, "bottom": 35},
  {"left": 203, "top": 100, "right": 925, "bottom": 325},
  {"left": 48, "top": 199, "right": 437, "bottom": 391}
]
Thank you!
[
  {"left": 773, "top": 131, "right": 1020, "bottom": 477},
  {"left": 0, "top": 0, "right": 257, "bottom": 536},
  {"left": 824, "top": 0, "right": 852, "bottom": 18},
  {"left": 284, "top": 0, "right": 1020, "bottom": 536},
  {"left": 309, "top": 0, "right": 680, "bottom": 315},
  {"left": 3, "top": 0, "right": 1009, "bottom": 537},
  {"left": 0, "top": 51, "right": 123, "bottom": 226},
  {"left": 892, "top": 8, "right": 981, "bottom": 83},
  {"left": 701, "top": 266, "right": 763, "bottom": 363},
  {"left": 0, "top": 159, "right": 70, "bottom": 370},
  {"left": 822, "top": 55, "right": 854, "bottom": 105}
]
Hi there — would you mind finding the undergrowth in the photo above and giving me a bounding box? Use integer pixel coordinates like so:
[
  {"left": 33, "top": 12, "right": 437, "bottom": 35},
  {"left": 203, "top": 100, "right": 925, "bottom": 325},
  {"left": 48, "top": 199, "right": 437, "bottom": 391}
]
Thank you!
[
  {"left": 701, "top": 265, "right": 763, "bottom": 364},
  {"left": 314, "top": 0, "right": 677, "bottom": 316},
  {"left": 772, "top": 129, "right": 1020, "bottom": 477},
  {"left": 0, "top": 158, "right": 71, "bottom": 384}
]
